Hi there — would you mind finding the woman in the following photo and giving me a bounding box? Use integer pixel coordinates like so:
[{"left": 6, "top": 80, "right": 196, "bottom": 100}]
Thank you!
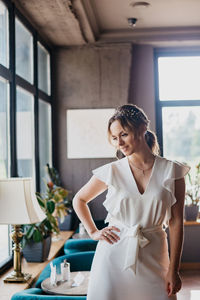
[{"left": 73, "top": 104, "right": 190, "bottom": 300}]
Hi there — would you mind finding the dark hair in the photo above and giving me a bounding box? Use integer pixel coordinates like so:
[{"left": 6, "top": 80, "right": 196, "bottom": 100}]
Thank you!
[{"left": 108, "top": 104, "right": 160, "bottom": 156}]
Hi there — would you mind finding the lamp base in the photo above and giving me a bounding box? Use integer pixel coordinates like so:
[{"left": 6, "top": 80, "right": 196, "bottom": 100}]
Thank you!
[{"left": 4, "top": 271, "right": 31, "bottom": 283}]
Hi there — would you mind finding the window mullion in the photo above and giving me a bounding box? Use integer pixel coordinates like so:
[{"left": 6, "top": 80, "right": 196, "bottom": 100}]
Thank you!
[
  {"left": 34, "top": 33, "right": 40, "bottom": 192},
  {"left": 159, "top": 100, "right": 200, "bottom": 107},
  {"left": 9, "top": 2, "right": 17, "bottom": 177},
  {"left": 155, "top": 100, "right": 163, "bottom": 156},
  {"left": 154, "top": 55, "right": 163, "bottom": 156}
]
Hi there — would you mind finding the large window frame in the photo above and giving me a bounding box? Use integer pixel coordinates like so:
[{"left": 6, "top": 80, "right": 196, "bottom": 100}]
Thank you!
[
  {"left": 154, "top": 49, "right": 200, "bottom": 156},
  {"left": 0, "top": 0, "right": 53, "bottom": 273}
]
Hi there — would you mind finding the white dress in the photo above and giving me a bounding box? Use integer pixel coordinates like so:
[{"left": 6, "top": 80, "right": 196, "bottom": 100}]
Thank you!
[{"left": 87, "top": 155, "right": 190, "bottom": 300}]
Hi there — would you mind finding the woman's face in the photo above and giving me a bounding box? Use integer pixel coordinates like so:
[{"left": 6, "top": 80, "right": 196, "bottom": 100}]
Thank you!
[{"left": 109, "top": 120, "right": 138, "bottom": 156}]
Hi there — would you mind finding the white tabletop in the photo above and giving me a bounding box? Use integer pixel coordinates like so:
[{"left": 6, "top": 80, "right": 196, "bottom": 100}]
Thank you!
[{"left": 41, "top": 271, "right": 90, "bottom": 296}]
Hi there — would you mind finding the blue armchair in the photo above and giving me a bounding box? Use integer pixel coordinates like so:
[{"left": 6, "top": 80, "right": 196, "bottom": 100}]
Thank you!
[
  {"left": 64, "top": 239, "right": 97, "bottom": 255},
  {"left": 11, "top": 288, "right": 86, "bottom": 300},
  {"left": 11, "top": 251, "right": 95, "bottom": 300}
]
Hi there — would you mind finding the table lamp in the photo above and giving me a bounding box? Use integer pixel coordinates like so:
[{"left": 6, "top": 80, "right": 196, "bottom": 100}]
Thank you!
[{"left": 0, "top": 178, "right": 46, "bottom": 283}]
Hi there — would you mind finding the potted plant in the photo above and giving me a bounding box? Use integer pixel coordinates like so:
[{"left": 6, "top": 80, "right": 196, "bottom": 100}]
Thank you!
[
  {"left": 46, "top": 163, "right": 73, "bottom": 231},
  {"left": 185, "top": 162, "right": 200, "bottom": 221},
  {"left": 22, "top": 165, "right": 72, "bottom": 262}
]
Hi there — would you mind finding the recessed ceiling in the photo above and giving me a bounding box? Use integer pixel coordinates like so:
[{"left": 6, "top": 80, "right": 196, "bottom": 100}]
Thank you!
[
  {"left": 13, "top": 0, "right": 200, "bottom": 46},
  {"left": 90, "top": 0, "right": 200, "bottom": 31}
]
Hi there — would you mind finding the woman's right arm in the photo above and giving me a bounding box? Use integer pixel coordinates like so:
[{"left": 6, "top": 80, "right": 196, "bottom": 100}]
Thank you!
[{"left": 73, "top": 175, "right": 120, "bottom": 244}]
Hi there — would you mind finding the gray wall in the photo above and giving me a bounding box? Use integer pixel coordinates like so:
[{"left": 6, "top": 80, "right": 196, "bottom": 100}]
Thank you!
[
  {"left": 129, "top": 45, "right": 156, "bottom": 131},
  {"left": 53, "top": 44, "right": 156, "bottom": 220}
]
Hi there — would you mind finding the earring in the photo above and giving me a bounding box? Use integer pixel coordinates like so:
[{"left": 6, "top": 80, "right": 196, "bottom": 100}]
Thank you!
[
  {"left": 115, "top": 150, "right": 120, "bottom": 160},
  {"left": 115, "top": 150, "right": 125, "bottom": 160}
]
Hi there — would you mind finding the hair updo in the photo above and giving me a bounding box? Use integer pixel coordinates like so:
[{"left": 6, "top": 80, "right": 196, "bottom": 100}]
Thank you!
[{"left": 108, "top": 104, "right": 160, "bottom": 156}]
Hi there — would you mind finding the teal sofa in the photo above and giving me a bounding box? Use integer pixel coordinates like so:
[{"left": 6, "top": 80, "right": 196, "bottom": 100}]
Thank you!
[{"left": 11, "top": 251, "right": 95, "bottom": 300}]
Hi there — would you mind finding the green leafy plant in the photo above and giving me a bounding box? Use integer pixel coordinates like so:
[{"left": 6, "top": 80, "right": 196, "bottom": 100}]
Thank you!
[
  {"left": 22, "top": 165, "right": 72, "bottom": 246},
  {"left": 186, "top": 162, "right": 200, "bottom": 206}
]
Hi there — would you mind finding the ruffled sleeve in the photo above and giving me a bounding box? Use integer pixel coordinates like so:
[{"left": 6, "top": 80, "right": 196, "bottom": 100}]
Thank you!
[
  {"left": 92, "top": 162, "right": 127, "bottom": 219},
  {"left": 92, "top": 163, "right": 112, "bottom": 186},
  {"left": 163, "top": 160, "right": 190, "bottom": 222}
]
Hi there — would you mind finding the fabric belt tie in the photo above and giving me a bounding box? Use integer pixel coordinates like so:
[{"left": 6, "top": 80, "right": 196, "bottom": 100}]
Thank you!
[{"left": 107, "top": 216, "right": 163, "bottom": 274}]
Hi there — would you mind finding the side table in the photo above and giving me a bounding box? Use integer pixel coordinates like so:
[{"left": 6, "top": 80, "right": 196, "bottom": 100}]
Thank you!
[{"left": 41, "top": 271, "right": 90, "bottom": 296}]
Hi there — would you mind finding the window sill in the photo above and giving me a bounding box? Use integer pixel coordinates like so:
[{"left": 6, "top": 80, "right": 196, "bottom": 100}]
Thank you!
[{"left": 184, "top": 219, "right": 200, "bottom": 226}]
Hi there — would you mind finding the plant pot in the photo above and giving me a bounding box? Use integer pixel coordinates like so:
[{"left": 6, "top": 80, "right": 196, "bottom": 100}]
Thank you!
[
  {"left": 185, "top": 205, "right": 199, "bottom": 221},
  {"left": 58, "top": 212, "right": 74, "bottom": 231},
  {"left": 23, "top": 235, "right": 51, "bottom": 262}
]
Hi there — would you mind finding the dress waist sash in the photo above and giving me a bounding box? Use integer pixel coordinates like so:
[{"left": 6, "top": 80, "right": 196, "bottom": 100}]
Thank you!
[{"left": 107, "top": 216, "right": 164, "bottom": 274}]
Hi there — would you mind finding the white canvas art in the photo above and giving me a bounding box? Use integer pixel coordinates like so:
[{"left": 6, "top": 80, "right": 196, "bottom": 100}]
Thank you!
[{"left": 67, "top": 109, "right": 116, "bottom": 158}]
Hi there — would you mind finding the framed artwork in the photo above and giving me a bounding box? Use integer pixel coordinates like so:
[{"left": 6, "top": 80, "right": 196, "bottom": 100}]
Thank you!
[{"left": 66, "top": 109, "right": 115, "bottom": 158}]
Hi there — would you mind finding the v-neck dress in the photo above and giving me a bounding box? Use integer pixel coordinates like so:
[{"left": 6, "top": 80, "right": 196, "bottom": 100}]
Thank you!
[{"left": 86, "top": 155, "right": 190, "bottom": 300}]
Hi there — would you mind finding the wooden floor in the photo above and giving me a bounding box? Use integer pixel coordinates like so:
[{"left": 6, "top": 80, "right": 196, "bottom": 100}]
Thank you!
[{"left": 178, "top": 270, "right": 200, "bottom": 300}]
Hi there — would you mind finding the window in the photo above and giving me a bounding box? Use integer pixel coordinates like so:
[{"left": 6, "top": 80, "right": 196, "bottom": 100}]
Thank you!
[
  {"left": 0, "top": 225, "right": 11, "bottom": 267},
  {"left": 15, "top": 18, "right": 33, "bottom": 83},
  {"left": 0, "top": 1, "right": 9, "bottom": 67},
  {"left": 158, "top": 57, "right": 200, "bottom": 101},
  {"left": 155, "top": 53, "right": 200, "bottom": 169},
  {"left": 16, "top": 87, "right": 35, "bottom": 180},
  {"left": 0, "top": 0, "right": 52, "bottom": 271},
  {"left": 0, "top": 77, "right": 9, "bottom": 177},
  {"left": 38, "top": 43, "right": 50, "bottom": 95},
  {"left": 162, "top": 106, "right": 200, "bottom": 165},
  {"left": 0, "top": 76, "right": 11, "bottom": 267}
]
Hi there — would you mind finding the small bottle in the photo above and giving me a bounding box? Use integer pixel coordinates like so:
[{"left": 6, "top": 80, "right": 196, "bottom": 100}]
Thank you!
[
  {"left": 79, "top": 223, "right": 85, "bottom": 235},
  {"left": 61, "top": 259, "right": 70, "bottom": 281},
  {"left": 50, "top": 262, "right": 57, "bottom": 286}
]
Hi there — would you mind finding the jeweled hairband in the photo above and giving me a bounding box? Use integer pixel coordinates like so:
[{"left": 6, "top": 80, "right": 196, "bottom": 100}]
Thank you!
[{"left": 116, "top": 109, "right": 142, "bottom": 119}]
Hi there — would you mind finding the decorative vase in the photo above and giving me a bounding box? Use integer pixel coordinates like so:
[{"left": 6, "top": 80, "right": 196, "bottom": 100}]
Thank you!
[
  {"left": 185, "top": 205, "right": 199, "bottom": 221},
  {"left": 23, "top": 235, "right": 51, "bottom": 262}
]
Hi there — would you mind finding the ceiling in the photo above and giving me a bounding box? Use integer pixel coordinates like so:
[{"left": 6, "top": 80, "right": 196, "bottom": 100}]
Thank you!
[
  {"left": 92, "top": 0, "right": 200, "bottom": 30},
  {"left": 13, "top": 0, "right": 200, "bottom": 47}
]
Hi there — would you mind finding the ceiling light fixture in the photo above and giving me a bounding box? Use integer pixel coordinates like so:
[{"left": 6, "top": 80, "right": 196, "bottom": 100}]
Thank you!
[{"left": 130, "top": 1, "right": 150, "bottom": 8}]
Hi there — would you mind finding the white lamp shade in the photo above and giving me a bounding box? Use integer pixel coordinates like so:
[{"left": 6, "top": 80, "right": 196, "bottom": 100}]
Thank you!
[{"left": 0, "top": 178, "right": 46, "bottom": 225}]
